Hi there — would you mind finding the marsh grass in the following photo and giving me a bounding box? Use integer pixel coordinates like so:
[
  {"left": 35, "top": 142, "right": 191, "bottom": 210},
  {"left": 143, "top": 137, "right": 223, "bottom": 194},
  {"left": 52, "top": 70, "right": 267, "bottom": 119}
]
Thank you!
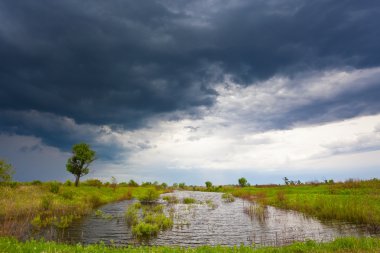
[
  {"left": 244, "top": 204, "right": 267, "bottom": 222},
  {"left": 221, "top": 193, "right": 235, "bottom": 202},
  {"left": 0, "top": 184, "right": 153, "bottom": 238},
  {"left": 2, "top": 237, "right": 380, "bottom": 252},
  {"left": 137, "top": 188, "right": 160, "bottom": 203},
  {"left": 228, "top": 178, "right": 380, "bottom": 228},
  {"left": 126, "top": 202, "right": 173, "bottom": 242},
  {"left": 182, "top": 197, "right": 196, "bottom": 204}
]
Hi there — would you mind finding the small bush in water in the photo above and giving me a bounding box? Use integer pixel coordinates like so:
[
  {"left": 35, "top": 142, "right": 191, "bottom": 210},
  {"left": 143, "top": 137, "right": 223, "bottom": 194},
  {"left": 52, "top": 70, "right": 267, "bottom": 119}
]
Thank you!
[
  {"left": 183, "top": 197, "right": 196, "bottom": 204},
  {"left": 221, "top": 193, "right": 235, "bottom": 202},
  {"left": 125, "top": 205, "right": 139, "bottom": 226},
  {"left": 143, "top": 213, "right": 173, "bottom": 230},
  {"left": 132, "top": 222, "right": 159, "bottom": 240},
  {"left": 138, "top": 188, "right": 160, "bottom": 202},
  {"left": 127, "top": 202, "right": 173, "bottom": 241}
]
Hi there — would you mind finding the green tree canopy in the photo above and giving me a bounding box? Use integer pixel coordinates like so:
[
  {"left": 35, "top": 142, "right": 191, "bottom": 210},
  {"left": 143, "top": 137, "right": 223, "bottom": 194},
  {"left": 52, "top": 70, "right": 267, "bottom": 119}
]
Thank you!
[
  {"left": 66, "top": 143, "right": 96, "bottom": 187},
  {"left": 0, "top": 159, "right": 14, "bottom": 182},
  {"left": 205, "top": 181, "right": 212, "bottom": 189},
  {"left": 238, "top": 177, "right": 248, "bottom": 187}
]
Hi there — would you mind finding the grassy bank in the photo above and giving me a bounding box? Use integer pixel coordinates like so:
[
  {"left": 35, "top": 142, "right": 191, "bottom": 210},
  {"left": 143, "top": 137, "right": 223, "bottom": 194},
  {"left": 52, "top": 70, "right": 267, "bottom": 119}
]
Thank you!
[
  {"left": 1, "top": 237, "right": 380, "bottom": 252},
  {"left": 227, "top": 179, "right": 380, "bottom": 227},
  {"left": 0, "top": 183, "right": 164, "bottom": 237}
]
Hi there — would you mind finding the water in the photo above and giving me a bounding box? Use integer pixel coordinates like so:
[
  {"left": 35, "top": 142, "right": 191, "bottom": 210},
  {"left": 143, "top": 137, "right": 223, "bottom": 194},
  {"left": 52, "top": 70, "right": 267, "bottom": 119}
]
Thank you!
[{"left": 54, "top": 191, "right": 377, "bottom": 246}]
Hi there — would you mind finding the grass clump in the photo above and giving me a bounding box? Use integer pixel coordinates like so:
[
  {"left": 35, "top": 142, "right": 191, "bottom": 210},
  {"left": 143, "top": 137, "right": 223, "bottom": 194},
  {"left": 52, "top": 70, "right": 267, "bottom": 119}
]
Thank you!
[
  {"left": 49, "top": 181, "right": 60, "bottom": 194},
  {"left": 221, "top": 193, "right": 235, "bottom": 202},
  {"left": 182, "top": 197, "right": 196, "bottom": 204},
  {"left": 132, "top": 222, "right": 159, "bottom": 240},
  {"left": 137, "top": 188, "right": 160, "bottom": 203},
  {"left": 125, "top": 202, "right": 173, "bottom": 242},
  {"left": 244, "top": 204, "right": 267, "bottom": 222},
  {"left": 125, "top": 205, "right": 139, "bottom": 226}
]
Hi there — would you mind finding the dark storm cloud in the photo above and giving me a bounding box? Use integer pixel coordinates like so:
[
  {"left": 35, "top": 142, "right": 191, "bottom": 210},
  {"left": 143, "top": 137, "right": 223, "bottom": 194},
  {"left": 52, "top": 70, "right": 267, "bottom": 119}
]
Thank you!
[
  {"left": 0, "top": 110, "right": 125, "bottom": 160},
  {"left": 1, "top": 0, "right": 380, "bottom": 152}
]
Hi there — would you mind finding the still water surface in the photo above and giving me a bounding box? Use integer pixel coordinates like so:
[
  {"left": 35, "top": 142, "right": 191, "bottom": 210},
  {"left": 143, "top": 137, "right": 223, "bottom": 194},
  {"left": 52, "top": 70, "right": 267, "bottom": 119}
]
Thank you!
[{"left": 54, "top": 191, "right": 377, "bottom": 246}]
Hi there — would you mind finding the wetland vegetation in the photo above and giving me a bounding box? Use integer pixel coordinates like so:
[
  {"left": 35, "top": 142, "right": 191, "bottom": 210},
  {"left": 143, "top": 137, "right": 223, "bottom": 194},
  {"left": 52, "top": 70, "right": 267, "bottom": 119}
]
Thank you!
[
  {"left": 225, "top": 178, "right": 380, "bottom": 228},
  {"left": 2, "top": 236, "right": 380, "bottom": 253},
  {"left": 1, "top": 161, "right": 380, "bottom": 252}
]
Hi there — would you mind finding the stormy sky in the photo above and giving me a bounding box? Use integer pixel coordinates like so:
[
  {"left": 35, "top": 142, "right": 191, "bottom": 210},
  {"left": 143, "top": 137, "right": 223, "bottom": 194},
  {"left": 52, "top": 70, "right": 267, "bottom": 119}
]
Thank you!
[{"left": 1, "top": 0, "right": 380, "bottom": 184}]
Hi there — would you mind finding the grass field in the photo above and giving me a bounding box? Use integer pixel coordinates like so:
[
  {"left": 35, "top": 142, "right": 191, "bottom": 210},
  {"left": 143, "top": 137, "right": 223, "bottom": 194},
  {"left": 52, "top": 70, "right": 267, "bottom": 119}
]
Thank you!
[
  {"left": 1, "top": 237, "right": 380, "bottom": 253},
  {"left": 1, "top": 179, "right": 380, "bottom": 252},
  {"left": 0, "top": 182, "right": 164, "bottom": 237},
  {"left": 226, "top": 179, "right": 380, "bottom": 227}
]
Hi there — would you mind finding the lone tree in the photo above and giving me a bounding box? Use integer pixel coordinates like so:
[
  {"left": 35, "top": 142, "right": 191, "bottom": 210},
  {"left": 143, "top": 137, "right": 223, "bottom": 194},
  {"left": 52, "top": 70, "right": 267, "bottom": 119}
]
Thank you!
[
  {"left": 66, "top": 143, "right": 96, "bottom": 187},
  {"left": 238, "top": 177, "right": 248, "bottom": 187},
  {"left": 205, "top": 181, "right": 212, "bottom": 189},
  {"left": 0, "top": 159, "right": 14, "bottom": 182}
]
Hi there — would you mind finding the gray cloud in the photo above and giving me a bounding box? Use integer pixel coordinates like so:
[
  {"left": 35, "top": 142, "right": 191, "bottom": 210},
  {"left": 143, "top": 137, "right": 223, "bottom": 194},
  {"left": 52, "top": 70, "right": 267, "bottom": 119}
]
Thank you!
[{"left": 0, "top": 0, "right": 380, "bottom": 156}]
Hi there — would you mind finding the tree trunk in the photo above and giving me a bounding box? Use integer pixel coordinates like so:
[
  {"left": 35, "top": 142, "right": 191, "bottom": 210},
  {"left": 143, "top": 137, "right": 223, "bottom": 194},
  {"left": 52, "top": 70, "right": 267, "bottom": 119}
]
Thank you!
[{"left": 75, "top": 175, "right": 80, "bottom": 187}]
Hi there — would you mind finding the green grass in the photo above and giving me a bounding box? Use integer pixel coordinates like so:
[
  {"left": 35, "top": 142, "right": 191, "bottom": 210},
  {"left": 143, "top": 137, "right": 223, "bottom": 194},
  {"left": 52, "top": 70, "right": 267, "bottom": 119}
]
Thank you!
[
  {"left": 126, "top": 202, "right": 173, "bottom": 241},
  {"left": 182, "top": 197, "right": 196, "bottom": 204},
  {"left": 1, "top": 237, "right": 380, "bottom": 252},
  {"left": 0, "top": 183, "right": 162, "bottom": 237},
  {"left": 226, "top": 179, "right": 380, "bottom": 227},
  {"left": 137, "top": 188, "right": 161, "bottom": 202}
]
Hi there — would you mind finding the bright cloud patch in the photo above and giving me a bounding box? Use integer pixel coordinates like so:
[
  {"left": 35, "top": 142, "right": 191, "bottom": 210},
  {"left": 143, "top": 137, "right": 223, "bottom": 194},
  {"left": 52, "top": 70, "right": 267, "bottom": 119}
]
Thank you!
[{"left": 90, "top": 67, "right": 380, "bottom": 182}]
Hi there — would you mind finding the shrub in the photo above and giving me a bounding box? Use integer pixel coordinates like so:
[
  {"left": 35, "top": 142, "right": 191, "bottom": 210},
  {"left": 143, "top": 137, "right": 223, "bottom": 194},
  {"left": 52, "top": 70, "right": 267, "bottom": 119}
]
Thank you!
[
  {"left": 138, "top": 188, "right": 160, "bottom": 202},
  {"left": 64, "top": 180, "right": 72, "bottom": 186},
  {"left": 127, "top": 201, "right": 173, "bottom": 241},
  {"left": 132, "top": 222, "right": 159, "bottom": 240},
  {"left": 183, "top": 197, "right": 196, "bottom": 204},
  {"left": 141, "top": 182, "right": 152, "bottom": 187},
  {"left": 128, "top": 179, "right": 139, "bottom": 187},
  {"left": 49, "top": 181, "right": 60, "bottom": 194},
  {"left": 143, "top": 213, "right": 173, "bottom": 230},
  {"left": 31, "top": 180, "right": 42, "bottom": 185},
  {"left": 0, "top": 159, "right": 14, "bottom": 182}
]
